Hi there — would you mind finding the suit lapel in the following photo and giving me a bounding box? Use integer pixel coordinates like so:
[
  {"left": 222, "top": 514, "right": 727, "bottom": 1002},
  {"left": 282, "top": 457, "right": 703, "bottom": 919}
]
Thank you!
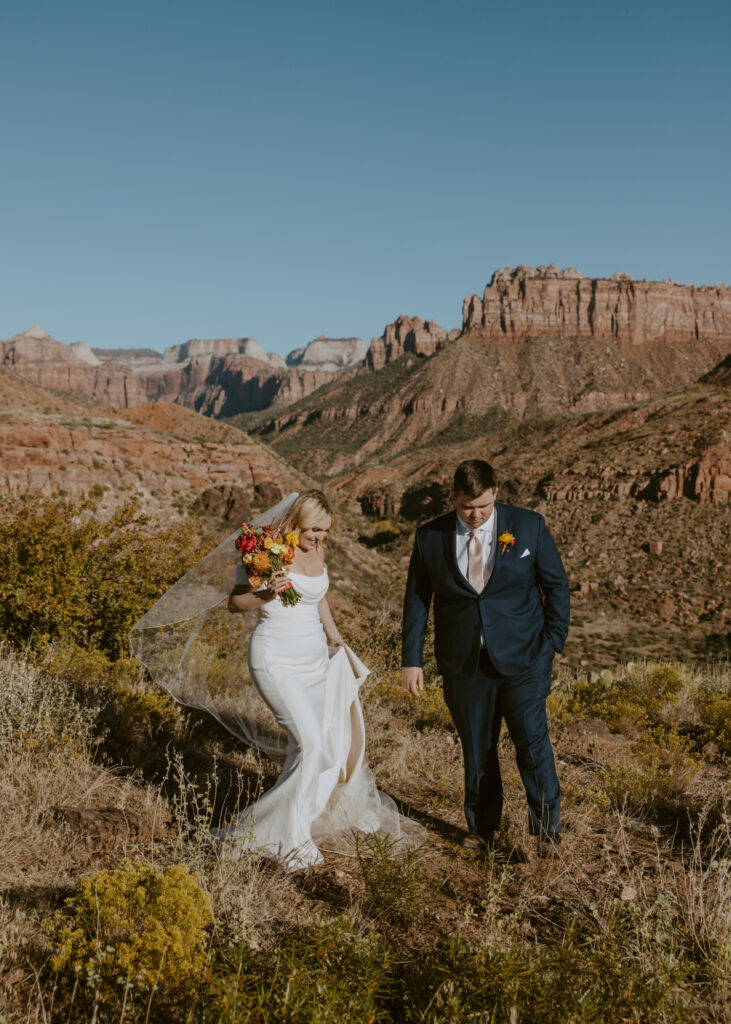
[
  {"left": 484, "top": 503, "right": 511, "bottom": 592},
  {"left": 443, "top": 511, "right": 475, "bottom": 593}
]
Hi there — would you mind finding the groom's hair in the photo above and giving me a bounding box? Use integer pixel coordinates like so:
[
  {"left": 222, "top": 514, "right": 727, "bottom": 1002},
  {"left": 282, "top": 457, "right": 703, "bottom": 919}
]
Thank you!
[{"left": 453, "top": 460, "right": 498, "bottom": 498}]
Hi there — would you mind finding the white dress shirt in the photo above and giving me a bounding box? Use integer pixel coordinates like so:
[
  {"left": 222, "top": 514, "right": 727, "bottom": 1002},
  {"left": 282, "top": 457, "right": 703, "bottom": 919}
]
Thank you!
[{"left": 455, "top": 508, "right": 497, "bottom": 588}]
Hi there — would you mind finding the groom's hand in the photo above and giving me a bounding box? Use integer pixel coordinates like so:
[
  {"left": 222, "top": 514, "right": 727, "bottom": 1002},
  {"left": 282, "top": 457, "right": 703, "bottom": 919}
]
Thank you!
[{"left": 401, "top": 667, "right": 424, "bottom": 696}]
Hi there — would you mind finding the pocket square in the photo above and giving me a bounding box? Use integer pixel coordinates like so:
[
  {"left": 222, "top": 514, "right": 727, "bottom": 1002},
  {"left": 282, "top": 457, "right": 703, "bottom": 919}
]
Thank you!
[{"left": 520, "top": 548, "right": 530, "bottom": 558}]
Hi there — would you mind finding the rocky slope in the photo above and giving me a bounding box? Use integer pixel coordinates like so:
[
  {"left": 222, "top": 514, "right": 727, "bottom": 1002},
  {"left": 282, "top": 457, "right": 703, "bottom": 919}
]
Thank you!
[
  {"left": 0, "top": 366, "right": 304, "bottom": 521},
  {"left": 1, "top": 327, "right": 147, "bottom": 408},
  {"left": 240, "top": 317, "right": 731, "bottom": 474},
  {"left": 335, "top": 367, "right": 730, "bottom": 662}
]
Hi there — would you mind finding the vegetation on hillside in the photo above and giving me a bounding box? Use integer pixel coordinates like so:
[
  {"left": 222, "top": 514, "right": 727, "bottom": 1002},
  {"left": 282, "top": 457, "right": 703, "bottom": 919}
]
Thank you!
[{"left": 0, "top": 496, "right": 729, "bottom": 1023}]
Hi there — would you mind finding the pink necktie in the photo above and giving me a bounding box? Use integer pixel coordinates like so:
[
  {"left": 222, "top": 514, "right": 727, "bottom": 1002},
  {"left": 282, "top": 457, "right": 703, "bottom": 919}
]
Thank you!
[{"left": 468, "top": 530, "right": 485, "bottom": 591}]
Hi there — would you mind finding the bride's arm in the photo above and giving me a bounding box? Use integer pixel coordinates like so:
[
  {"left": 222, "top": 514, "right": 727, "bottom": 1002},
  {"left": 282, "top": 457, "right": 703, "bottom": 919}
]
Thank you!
[
  {"left": 227, "top": 585, "right": 272, "bottom": 613},
  {"left": 317, "top": 596, "right": 344, "bottom": 647},
  {"left": 228, "top": 571, "right": 289, "bottom": 613}
]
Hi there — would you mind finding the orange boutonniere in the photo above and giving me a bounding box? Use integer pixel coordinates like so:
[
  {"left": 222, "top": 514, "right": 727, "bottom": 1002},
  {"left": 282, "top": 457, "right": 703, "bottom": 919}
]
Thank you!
[{"left": 498, "top": 531, "right": 516, "bottom": 555}]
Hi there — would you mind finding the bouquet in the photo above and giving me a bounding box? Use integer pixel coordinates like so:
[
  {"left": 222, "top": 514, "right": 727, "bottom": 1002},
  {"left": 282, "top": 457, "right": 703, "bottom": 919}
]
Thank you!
[{"left": 236, "top": 523, "right": 301, "bottom": 606}]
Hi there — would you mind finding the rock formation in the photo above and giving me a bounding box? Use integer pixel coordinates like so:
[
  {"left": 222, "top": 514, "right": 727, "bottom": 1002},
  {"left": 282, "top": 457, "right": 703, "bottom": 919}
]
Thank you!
[
  {"left": 463, "top": 264, "right": 731, "bottom": 347},
  {"left": 138, "top": 354, "right": 337, "bottom": 416},
  {"left": 93, "top": 347, "right": 164, "bottom": 369},
  {"left": 69, "top": 342, "right": 101, "bottom": 366},
  {"left": 0, "top": 367, "right": 302, "bottom": 520},
  {"left": 1, "top": 327, "right": 147, "bottom": 408},
  {"left": 365, "top": 316, "right": 458, "bottom": 371},
  {"left": 286, "top": 336, "right": 366, "bottom": 372},
  {"left": 162, "top": 337, "right": 286, "bottom": 369},
  {"left": 639, "top": 455, "right": 730, "bottom": 505}
]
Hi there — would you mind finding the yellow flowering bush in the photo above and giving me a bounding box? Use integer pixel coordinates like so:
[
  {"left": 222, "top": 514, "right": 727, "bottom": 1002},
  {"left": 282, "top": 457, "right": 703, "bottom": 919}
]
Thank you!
[
  {"left": 48, "top": 861, "right": 213, "bottom": 1007},
  {"left": 0, "top": 494, "right": 203, "bottom": 659}
]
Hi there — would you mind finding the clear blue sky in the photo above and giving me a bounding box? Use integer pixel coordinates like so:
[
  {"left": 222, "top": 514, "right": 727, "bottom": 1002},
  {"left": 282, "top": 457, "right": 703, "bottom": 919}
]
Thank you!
[{"left": 2, "top": 0, "right": 729, "bottom": 357}]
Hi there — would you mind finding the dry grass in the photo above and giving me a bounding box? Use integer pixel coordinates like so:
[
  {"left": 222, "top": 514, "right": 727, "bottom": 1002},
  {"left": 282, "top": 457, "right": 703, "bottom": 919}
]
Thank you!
[{"left": 0, "top": 636, "right": 730, "bottom": 1022}]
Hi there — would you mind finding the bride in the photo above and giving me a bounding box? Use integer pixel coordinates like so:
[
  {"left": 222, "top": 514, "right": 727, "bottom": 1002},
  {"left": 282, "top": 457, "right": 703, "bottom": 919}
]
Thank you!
[{"left": 130, "top": 489, "right": 405, "bottom": 872}]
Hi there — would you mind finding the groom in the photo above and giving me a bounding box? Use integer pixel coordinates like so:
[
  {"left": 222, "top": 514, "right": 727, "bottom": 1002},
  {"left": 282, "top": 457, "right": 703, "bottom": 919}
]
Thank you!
[{"left": 401, "top": 459, "right": 570, "bottom": 850}]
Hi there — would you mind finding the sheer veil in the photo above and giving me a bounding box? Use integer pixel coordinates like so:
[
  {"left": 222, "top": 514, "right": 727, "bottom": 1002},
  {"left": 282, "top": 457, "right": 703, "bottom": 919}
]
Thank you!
[
  {"left": 129, "top": 493, "right": 299, "bottom": 761},
  {"left": 130, "top": 491, "right": 421, "bottom": 854}
]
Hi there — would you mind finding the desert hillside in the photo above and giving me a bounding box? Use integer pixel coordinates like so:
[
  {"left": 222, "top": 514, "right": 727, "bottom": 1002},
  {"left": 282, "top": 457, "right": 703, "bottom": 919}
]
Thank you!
[{"left": 1, "top": 273, "right": 729, "bottom": 1023}]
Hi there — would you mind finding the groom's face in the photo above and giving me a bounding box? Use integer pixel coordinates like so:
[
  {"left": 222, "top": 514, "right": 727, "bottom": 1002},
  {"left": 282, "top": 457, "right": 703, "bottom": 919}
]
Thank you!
[{"left": 452, "top": 487, "right": 498, "bottom": 528}]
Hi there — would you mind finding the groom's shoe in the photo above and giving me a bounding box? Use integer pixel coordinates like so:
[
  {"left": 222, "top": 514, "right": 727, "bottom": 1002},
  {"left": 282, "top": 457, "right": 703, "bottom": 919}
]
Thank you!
[
  {"left": 536, "top": 831, "right": 562, "bottom": 858},
  {"left": 461, "top": 831, "right": 494, "bottom": 852}
]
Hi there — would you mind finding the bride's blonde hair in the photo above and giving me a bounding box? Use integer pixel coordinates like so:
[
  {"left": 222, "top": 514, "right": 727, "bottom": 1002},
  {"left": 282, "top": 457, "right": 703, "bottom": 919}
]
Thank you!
[{"left": 278, "top": 490, "right": 334, "bottom": 536}]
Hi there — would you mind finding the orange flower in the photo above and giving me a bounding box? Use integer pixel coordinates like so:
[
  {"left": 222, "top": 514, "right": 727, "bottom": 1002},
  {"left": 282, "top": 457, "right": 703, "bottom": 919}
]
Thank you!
[
  {"left": 252, "top": 551, "right": 271, "bottom": 571},
  {"left": 284, "top": 546, "right": 295, "bottom": 564},
  {"left": 498, "top": 531, "right": 516, "bottom": 555},
  {"left": 247, "top": 574, "right": 263, "bottom": 589}
]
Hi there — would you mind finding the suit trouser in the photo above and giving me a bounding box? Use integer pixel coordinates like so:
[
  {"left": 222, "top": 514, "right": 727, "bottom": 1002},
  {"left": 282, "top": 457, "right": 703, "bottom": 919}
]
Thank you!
[{"left": 442, "top": 646, "right": 561, "bottom": 838}]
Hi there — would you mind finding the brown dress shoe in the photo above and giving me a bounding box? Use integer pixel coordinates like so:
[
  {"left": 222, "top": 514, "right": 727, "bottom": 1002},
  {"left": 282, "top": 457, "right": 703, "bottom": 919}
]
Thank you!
[
  {"left": 460, "top": 832, "right": 494, "bottom": 851},
  {"left": 536, "top": 832, "right": 562, "bottom": 857}
]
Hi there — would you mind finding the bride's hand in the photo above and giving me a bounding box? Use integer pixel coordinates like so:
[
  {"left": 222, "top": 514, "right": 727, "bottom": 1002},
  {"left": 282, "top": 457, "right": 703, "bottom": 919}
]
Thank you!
[{"left": 266, "top": 571, "right": 291, "bottom": 597}]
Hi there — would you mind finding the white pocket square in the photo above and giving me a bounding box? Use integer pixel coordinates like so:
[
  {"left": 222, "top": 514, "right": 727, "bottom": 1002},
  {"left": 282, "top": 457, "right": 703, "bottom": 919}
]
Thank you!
[{"left": 520, "top": 548, "right": 531, "bottom": 558}]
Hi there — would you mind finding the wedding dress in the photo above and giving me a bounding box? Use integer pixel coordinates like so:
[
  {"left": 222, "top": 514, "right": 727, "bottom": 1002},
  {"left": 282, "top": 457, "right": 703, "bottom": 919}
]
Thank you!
[
  {"left": 130, "top": 493, "right": 411, "bottom": 872},
  {"left": 214, "top": 566, "right": 397, "bottom": 871}
]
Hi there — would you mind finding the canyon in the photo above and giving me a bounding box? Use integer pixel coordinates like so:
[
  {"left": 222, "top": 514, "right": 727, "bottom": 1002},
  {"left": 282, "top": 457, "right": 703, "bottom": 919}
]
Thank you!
[
  {"left": 1, "top": 329, "right": 368, "bottom": 415},
  {"left": 2, "top": 265, "right": 729, "bottom": 663}
]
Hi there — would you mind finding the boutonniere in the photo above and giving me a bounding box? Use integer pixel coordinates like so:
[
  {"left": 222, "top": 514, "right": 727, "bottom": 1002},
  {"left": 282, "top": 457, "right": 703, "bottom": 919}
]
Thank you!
[{"left": 498, "top": 531, "right": 516, "bottom": 555}]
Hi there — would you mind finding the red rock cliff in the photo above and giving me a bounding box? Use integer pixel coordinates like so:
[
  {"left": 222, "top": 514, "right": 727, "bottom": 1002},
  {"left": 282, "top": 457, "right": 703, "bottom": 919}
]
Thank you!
[
  {"left": 365, "top": 316, "right": 457, "bottom": 371},
  {"left": 462, "top": 265, "right": 731, "bottom": 346}
]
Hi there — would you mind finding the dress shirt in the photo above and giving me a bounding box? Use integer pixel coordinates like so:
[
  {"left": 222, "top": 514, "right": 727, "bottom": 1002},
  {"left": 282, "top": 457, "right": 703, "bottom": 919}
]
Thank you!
[{"left": 455, "top": 509, "right": 497, "bottom": 588}]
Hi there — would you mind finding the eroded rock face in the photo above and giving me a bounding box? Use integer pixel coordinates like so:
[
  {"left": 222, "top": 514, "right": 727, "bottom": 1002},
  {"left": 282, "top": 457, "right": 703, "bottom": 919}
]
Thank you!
[
  {"left": 162, "top": 337, "right": 286, "bottom": 369},
  {"left": 1, "top": 327, "right": 147, "bottom": 408},
  {"left": 0, "top": 369, "right": 302, "bottom": 519},
  {"left": 139, "top": 355, "right": 337, "bottom": 416},
  {"left": 463, "top": 265, "right": 731, "bottom": 347},
  {"left": 365, "top": 316, "right": 457, "bottom": 371},
  {"left": 69, "top": 342, "right": 101, "bottom": 366},
  {"left": 640, "top": 456, "right": 730, "bottom": 505},
  {"left": 286, "top": 336, "right": 366, "bottom": 372}
]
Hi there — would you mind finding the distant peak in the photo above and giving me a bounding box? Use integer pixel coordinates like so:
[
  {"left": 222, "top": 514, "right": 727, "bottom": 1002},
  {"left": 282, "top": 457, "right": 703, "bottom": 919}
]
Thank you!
[{"left": 23, "top": 325, "right": 51, "bottom": 340}]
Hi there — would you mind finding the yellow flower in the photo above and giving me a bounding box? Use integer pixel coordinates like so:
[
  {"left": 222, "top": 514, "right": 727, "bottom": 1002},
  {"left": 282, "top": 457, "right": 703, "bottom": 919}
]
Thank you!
[
  {"left": 285, "top": 531, "right": 300, "bottom": 548},
  {"left": 242, "top": 552, "right": 254, "bottom": 564},
  {"left": 498, "top": 531, "right": 516, "bottom": 554},
  {"left": 263, "top": 537, "right": 274, "bottom": 549}
]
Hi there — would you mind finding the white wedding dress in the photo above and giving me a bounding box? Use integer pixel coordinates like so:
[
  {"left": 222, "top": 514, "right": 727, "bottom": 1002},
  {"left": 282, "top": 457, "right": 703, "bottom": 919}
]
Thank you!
[{"left": 214, "top": 567, "right": 400, "bottom": 871}]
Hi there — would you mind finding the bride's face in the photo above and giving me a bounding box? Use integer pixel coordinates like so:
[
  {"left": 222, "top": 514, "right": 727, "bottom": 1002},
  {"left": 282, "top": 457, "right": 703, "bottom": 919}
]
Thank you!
[{"left": 298, "top": 515, "right": 332, "bottom": 552}]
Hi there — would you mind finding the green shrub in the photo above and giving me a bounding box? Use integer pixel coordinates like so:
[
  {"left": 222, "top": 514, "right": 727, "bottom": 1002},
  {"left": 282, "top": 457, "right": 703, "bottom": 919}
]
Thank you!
[
  {"left": 698, "top": 691, "right": 731, "bottom": 754},
  {"left": 596, "top": 726, "right": 699, "bottom": 818},
  {"left": 355, "top": 833, "right": 435, "bottom": 932},
  {"left": 399, "top": 911, "right": 690, "bottom": 1024},
  {"left": 208, "top": 916, "right": 393, "bottom": 1023},
  {"left": 371, "top": 673, "right": 454, "bottom": 731},
  {"left": 0, "top": 493, "right": 203, "bottom": 659},
  {"left": 47, "top": 860, "right": 213, "bottom": 1013},
  {"left": 565, "top": 662, "right": 687, "bottom": 734}
]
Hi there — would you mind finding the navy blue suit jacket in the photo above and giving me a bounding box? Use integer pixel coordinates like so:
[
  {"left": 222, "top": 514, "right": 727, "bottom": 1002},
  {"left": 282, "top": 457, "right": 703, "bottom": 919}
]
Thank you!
[{"left": 402, "top": 503, "right": 570, "bottom": 680}]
